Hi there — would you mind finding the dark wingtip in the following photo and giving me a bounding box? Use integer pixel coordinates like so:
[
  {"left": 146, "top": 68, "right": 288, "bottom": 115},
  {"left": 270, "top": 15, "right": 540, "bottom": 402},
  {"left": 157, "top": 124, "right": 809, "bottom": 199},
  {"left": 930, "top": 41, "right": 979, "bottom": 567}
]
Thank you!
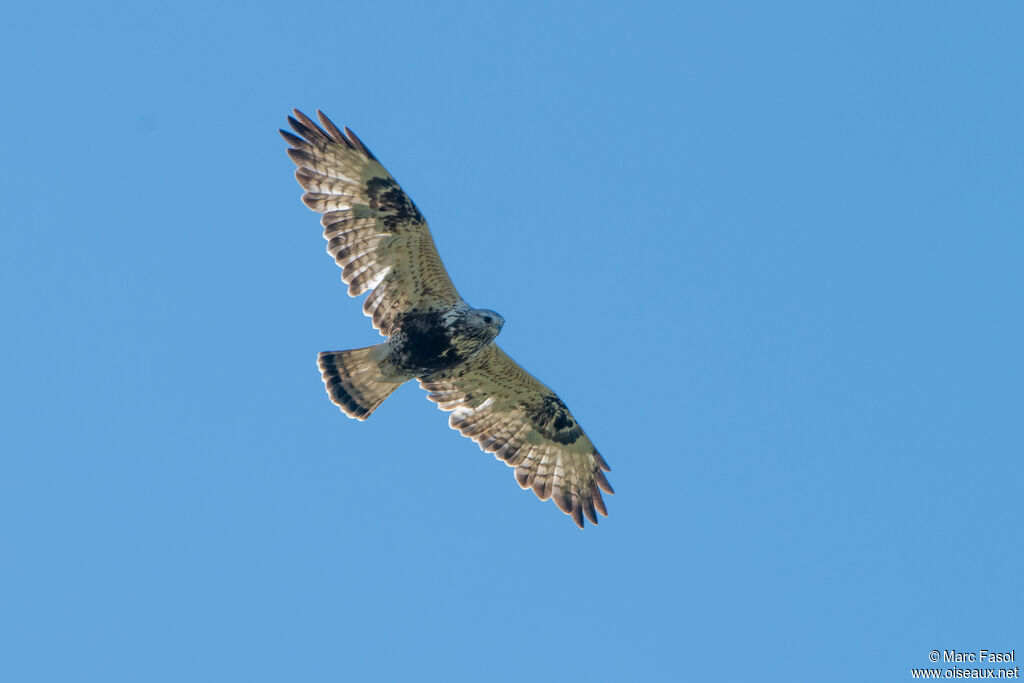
[
  {"left": 571, "top": 504, "right": 584, "bottom": 529},
  {"left": 554, "top": 489, "right": 572, "bottom": 513},
  {"left": 286, "top": 147, "right": 313, "bottom": 166},
  {"left": 582, "top": 497, "right": 598, "bottom": 525},
  {"left": 280, "top": 129, "right": 305, "bottom": 147},
  {"left": 316, "top": 109, "right": 350, "bottom": 146},
  {"left": 592, "top": 484, "right": 608, "bottom": 517},
  {"left": 288, "top": 109, "right": 364, "bottom": 154},
  {"left": 344, "top": 125, "right": 378, "bottom": 161},
  {"left": 288, "top": 110, "right": 332, "bottom": 145},
  {"left": 291, "top": 109, "right": 317, "bottom": 129}
]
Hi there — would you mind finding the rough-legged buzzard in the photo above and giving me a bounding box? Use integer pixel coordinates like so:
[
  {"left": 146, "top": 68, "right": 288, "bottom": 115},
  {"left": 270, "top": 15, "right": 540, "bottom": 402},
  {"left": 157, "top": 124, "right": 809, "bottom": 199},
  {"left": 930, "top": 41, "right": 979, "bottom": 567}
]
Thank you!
[{"left": 281, "top": 110, "right": 613, "bottom": 527}]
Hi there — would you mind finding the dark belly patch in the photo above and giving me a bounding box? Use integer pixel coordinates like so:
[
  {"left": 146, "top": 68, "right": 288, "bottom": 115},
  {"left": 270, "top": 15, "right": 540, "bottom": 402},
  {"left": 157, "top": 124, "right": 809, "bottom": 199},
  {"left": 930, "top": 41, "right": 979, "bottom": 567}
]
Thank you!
[{"left": 393, "top": 311, "right": 464, "bottom": 374}]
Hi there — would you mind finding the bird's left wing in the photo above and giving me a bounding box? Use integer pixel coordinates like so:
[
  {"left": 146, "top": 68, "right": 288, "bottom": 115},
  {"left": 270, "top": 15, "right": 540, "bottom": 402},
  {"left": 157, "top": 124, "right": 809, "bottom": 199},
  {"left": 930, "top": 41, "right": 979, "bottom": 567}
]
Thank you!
[
  {"left": 281, "top": 110, "right": 464, "bottom": 335},
  {"left": 419, "top": 344, "right": 614, "bottom": 527}
]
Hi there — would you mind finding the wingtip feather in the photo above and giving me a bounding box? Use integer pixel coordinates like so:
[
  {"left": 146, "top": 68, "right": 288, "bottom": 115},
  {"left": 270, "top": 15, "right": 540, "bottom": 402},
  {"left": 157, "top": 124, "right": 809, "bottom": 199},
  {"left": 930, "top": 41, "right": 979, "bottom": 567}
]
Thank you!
[
  {"left": 570, "top": 502, "right": 584, "bottom": 528},
  {"left": 582, "top": 496, "right": 598, "bottom": 525},
  {"left": 591, "top": 483, "right": 608, "bottom": 517},
  {"left": 344, "top": 125, "right": 378, "bottom": 161},
  {"left": 279, "top": 129, "right": 305, "bottom": 147},
  {"left": 316, "top": 109, "right": 349, "bottom": 145},
  {"left": 287, "top": 147, "right": 314, "bottom": 167}
]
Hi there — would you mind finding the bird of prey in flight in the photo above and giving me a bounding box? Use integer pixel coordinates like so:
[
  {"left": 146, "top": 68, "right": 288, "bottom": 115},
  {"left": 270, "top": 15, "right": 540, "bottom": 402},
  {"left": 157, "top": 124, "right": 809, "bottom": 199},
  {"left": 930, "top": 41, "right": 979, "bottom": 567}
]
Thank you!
[{"left": 281, "top": 110, "right": 613, "bottom": 527}]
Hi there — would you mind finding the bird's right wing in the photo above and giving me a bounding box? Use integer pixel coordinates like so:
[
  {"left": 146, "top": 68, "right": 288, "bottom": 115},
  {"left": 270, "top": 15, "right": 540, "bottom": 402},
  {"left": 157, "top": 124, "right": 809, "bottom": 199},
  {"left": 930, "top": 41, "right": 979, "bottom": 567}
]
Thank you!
[
  {"left": 281, "top": 110, "right": 464, "bottom": 335},
  {"left": 420, "top": 344, "right": 614, "bottom": 528}
]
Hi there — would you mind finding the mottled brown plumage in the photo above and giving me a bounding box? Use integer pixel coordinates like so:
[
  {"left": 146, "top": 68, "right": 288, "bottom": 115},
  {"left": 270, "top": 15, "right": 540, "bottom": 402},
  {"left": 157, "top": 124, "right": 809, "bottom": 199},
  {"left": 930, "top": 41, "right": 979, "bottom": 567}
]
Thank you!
[{"left": 282, "top": 110, "right": 613, "bottom": 527}]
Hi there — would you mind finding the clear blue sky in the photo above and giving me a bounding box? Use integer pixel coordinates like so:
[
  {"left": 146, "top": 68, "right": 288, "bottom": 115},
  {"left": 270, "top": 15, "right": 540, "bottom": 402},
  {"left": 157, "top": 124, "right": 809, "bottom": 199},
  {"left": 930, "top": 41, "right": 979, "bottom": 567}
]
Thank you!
[{"left": 2, "top": 2, "right": 1021, "bottom": 681}]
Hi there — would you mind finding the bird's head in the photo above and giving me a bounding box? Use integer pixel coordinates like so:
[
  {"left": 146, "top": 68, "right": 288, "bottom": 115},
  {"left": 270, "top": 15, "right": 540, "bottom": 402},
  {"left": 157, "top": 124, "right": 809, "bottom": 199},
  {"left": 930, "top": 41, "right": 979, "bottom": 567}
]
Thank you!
[{"left": 468, "top": 308, "right": 505, "bottom": 341}]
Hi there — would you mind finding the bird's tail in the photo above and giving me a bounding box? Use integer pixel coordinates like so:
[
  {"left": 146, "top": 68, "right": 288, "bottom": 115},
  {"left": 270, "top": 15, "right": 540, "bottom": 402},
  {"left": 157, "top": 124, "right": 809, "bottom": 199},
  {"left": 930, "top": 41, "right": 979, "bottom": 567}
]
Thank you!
[{"left": 317, "top": 345, "right": 405, "bottom": 420}]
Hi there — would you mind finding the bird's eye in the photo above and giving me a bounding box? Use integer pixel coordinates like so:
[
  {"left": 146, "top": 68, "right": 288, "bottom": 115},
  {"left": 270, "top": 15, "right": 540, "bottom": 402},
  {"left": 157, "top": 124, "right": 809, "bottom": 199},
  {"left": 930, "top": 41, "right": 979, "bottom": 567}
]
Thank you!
[{"left": 483, "top": 316, "right": 492, "bottom": 323}]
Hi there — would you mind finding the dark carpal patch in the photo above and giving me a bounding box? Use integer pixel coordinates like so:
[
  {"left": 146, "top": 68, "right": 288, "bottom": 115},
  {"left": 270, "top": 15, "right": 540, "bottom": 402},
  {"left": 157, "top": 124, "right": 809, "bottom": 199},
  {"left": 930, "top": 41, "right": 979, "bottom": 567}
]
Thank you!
[
  {"left": 534, "top": 395, "right": 584, "bottom": 445},
  {"left": 365, "top": 176, "right": 424, "bottom": 228}
]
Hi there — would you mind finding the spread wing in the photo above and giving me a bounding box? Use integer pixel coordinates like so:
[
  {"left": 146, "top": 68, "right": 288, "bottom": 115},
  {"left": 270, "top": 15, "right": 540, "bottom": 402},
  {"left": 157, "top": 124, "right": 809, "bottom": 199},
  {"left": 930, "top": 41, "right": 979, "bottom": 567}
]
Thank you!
[
  {"left": 281, "top": 110, "right": 463, "bottom": 335},
  {"left": 419, "top": 344, "right": 614, "bottom": 528}
]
